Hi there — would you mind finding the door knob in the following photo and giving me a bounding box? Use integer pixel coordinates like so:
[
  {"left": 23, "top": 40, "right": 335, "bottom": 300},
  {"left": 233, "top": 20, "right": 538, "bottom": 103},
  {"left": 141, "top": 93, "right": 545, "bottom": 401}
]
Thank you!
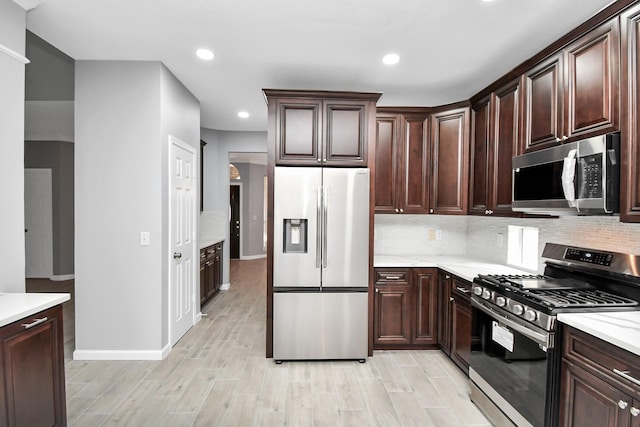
[{"left": 173, "top": 252, "right": 182, "bottom": 259}]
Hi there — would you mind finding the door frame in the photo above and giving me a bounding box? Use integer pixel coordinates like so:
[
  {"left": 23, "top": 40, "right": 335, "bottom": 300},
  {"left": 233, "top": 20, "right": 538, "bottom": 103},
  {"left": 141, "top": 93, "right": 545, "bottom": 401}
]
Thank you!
[
  {"left": 229, "top": 182, "right": 243, "bottom": 259},
  {"left": 167, "top": 135, "right": 198, "bottom": 347}
]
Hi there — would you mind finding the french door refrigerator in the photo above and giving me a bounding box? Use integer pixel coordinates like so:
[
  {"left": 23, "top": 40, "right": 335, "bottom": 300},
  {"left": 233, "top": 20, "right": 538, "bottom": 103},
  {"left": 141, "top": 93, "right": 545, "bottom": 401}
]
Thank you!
[{"left": 273, "top": 166, "right": 369, "bottom": 361}]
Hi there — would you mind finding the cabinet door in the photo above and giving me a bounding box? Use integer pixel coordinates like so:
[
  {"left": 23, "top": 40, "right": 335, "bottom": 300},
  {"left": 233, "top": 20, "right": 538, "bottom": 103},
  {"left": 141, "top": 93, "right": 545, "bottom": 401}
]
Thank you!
[
  {"left": 374, "top": 114, "right": 401, "bottom": 213},
  {"left": 560, "top": 361, "right": 631, "bottom": 427},
  {"left": 565, "top": 18, "right": 620, "bottom": 139},
  {"left": 400, "top": 115, "right": 430, "bottom": 214},
  {"left": 437, "top": 272, "right": 452, "bottom": 354},
  {"left": 373, "top": 271, "right": 412, "bottom": 347},
  {"left": 469, "top": 97, "right": 491, "bottom": 216},
  {"left": 0, "top": 305, "right": 66, "bottom": 427},
  {"left": 430, "top": 107, "right": 470, "bottom": 215},
  {"left": 200, "top": 251, "right": 207, "bottom": 307},
  {"left": 323, "top": 100, "right": 367, "bottom": 166},
  {"left": 450, "top": 280, "right": 472, "bottom": 373},
  {"left": 621, "top": 5, "right": 640, "bottom": 222},
  {"left": 522, "top": 53, "right": 564, "bottom": 153},
  {"left": 275, "top": 99, "right": 322, "bottom": 165},
  {"left": 412, "top": 269, "right": 437, "bottom": 345},
  {"left": 492, "top": 79, "right": 521, "bottom": 216}
]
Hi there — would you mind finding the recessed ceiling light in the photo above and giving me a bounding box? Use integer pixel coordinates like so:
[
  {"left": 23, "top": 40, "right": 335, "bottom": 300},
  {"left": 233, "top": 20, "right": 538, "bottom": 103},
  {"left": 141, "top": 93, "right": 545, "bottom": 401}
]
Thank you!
[
  {"left": 238, "top": 111, "right": 250, "bottom": 119},
  {"left": 196, "top": 48, "right": 214, "bottom": 60},
  {"left": 382, "top": 53, "right": 400, "bottom": 66}
]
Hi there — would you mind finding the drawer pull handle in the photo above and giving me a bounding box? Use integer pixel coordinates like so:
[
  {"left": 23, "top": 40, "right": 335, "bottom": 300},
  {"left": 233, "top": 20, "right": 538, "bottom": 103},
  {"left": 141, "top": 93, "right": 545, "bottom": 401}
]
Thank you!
[
  {"left": 619, "top": 400, "right": 629, "bottom": 409},
  {"left": 385, "top": 276, "right": 401, "bottom": 280},
  {"left": 456, "top": 286, "right": 470, "bottom": 294},
  {"left": 613, "top": 369, "right": 640, "bottom": 387},
  {"left": 631, "top": 407, "right": 639, "bottom": 417},
  {"left": 22, "top": 317, "right": 48, "bottom": 329}
]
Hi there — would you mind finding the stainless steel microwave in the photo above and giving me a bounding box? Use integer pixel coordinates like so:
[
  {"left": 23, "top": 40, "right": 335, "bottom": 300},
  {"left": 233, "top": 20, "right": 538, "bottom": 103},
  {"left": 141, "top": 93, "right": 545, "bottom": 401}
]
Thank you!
[{"left": 512, "top": 133, "right": 620, "bottom": 215}]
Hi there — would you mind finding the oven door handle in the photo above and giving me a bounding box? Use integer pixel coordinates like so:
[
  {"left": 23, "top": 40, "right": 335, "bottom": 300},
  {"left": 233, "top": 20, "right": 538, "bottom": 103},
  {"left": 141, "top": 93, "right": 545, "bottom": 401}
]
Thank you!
[{"left": 471, "top": 298, "right": 552, "bottom": 349}]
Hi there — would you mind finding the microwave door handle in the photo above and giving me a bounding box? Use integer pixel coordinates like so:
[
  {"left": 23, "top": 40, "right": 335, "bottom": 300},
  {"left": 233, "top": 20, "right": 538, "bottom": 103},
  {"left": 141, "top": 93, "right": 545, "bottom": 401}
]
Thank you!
[{"left": 561, "top": 149, "right": 578, "bottom": 207}]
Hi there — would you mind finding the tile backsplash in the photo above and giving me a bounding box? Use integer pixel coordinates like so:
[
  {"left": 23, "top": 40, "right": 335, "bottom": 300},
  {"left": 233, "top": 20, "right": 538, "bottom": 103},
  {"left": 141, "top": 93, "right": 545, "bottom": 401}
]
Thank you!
[{"left": 375, "top": 214, "right": 640, "bottom": 273}]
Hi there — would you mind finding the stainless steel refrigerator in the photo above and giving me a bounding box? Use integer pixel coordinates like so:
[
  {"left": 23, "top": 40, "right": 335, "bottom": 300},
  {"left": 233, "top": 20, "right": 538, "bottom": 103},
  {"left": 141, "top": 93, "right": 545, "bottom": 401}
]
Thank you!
[{"left": 273, "top": 166, "right": 369, "bottom": 361}]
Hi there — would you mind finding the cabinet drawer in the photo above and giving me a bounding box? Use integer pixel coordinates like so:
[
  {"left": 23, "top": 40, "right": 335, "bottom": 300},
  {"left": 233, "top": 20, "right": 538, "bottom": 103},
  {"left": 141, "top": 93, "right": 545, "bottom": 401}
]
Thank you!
[
  {"left": 563, "top": 326, "right": 640, "bottom": 393},
  {"left": 451, "top": 277, "right": 472, "bottom": 301},
  {"left": 375, "top": 269, "right": 410, "bottom": 283}
]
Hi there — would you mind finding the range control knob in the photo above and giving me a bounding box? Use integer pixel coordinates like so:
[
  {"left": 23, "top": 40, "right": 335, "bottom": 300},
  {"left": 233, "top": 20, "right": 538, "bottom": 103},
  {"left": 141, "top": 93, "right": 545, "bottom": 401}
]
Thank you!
[
  {"left": 524, "top": 310, "right": 537, "bottom": 322},
  {"left": 473, "top": 286, "right": 483, "bottom": 296},
  {"left": 512, "top": 304, "right": 524, "bottom": 315},
  {"left": 482, "top": 289, "right": 491, "bottom": 300},
  {"left": 495, "top": 296, "right": 507, "bottom": 307}
]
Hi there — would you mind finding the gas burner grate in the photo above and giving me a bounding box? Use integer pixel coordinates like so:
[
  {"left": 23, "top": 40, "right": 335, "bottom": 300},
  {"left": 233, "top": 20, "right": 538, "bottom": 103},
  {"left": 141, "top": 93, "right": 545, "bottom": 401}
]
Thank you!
[
  {"left": 479, "top": 274, "right": 544, "bottom": 284},
  {"left": 525, "top": 289, "right": 639, "bottom": 308}
]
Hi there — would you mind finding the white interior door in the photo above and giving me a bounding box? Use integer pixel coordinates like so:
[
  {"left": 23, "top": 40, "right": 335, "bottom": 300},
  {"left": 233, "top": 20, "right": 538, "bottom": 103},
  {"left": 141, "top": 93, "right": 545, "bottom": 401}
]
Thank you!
[
  {"left": 24, "top": 169, "right": 53, "bottom": 278},
  {"left": 169, "top": 136, "right": 196, "bottom": 346}
]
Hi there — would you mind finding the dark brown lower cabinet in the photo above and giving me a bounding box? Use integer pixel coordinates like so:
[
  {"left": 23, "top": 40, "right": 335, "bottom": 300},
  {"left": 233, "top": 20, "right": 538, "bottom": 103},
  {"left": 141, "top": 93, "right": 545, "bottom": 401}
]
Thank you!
[
  {"left": 373, "top": 268, "right": 438, "bottom": 349},
  {"left": 0, "top": 305, "right": 66, "bottom": 427},
  {"left": 200, "top": 241, "right": 223, "bottom": 308},
  {"left": 560, "top": 326, "right": 640, "bottom": 427},
  {"left": 438, "top": 272, "right": 473, "bottom": 373}
]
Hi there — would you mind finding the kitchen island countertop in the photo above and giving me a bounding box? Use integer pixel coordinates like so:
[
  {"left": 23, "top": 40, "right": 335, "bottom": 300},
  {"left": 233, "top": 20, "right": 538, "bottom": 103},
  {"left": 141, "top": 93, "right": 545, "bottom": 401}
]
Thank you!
[
  {"left": 558, "top": 311, "right": 640, "bottom": 357},
  {"left": 375, "top": 254, "right": 532, "bottom": 283},
  {"left": 0, "top": 293, "right": 70, "bottom": 328},
  {"left": 199, "top": 237, "right": 224, "bottom": 250}
]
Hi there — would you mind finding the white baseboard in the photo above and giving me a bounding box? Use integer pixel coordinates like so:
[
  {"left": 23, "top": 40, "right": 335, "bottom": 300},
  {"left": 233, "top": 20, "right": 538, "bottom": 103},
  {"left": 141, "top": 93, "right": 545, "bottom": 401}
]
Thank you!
[
  {"left": 239, "top": 254, "right": 266, "bottom": 260},
  {"left": 73, "top": 343, "right": 171, "bottom": 361},
  {"left": 50, "top": 274, "right": 74, "bottom": 281},
  {"left": 220, "top": 282, "right": 231, "bottom": 290}
]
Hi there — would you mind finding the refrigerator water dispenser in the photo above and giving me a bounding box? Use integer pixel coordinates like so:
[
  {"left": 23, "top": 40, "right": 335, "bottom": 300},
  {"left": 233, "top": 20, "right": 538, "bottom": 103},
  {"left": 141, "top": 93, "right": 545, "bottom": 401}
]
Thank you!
[{"left": 283, "top": 219, "right": 307, "bottom": 253}]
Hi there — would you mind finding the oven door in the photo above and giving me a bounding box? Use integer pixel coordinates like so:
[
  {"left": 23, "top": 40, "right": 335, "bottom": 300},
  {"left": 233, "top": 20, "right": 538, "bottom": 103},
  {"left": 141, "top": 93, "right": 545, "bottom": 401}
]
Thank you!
[{"left": 469, "top": 297, "right": 560, "bottom": 427}]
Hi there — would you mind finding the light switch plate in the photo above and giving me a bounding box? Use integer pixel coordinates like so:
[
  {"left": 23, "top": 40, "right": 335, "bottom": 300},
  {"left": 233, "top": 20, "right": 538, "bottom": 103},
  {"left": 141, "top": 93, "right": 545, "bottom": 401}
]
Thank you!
[{"left": 140, "top": 231, "right": 150, "bottom": 246}]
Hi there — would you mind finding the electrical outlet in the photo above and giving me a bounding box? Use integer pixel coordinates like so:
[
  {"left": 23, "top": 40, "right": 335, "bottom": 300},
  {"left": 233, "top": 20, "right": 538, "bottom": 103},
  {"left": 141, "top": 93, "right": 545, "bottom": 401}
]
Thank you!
[
  {"left": 140, "top": 231, "right": 150, "bottom": 246},
  {"left": 427, "top": 229, "right": 436, "bottom": 240},
  {"left": 497, "top": 233, "right": 504, "bottom": 248},
  {"left": 436, "top": 230, "right": 443, "bottom": 241}
]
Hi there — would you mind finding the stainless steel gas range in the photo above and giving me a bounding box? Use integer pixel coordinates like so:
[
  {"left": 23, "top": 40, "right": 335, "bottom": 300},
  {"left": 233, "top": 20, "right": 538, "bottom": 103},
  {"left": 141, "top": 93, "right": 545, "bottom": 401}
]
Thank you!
[{"left": 469, "top": 243, "right": 640, "bottom": 427}]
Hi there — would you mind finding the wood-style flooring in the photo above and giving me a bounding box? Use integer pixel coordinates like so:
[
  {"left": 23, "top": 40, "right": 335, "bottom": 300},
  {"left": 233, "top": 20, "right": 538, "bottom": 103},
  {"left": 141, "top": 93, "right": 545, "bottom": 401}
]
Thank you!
[{"left": 27, "top": 259, "right": 491, "bottom": 427}]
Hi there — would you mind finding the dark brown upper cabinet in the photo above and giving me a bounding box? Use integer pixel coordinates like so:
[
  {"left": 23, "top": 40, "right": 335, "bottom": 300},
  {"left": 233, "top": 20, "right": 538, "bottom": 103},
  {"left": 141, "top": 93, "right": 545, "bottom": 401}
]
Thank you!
[
  {"left": 429, "top": 105, "right": 470, "bottom": 215},
  {"left": 521, "top": 18, "right": 620, "bottom": 154},
  {"left": 375, "top": 109, "right": 430, "bottom": 214},
  {"left": 263, "top": 90, "right": 381, "bottom": 167},
  {"left": 470, "top": 79, "right": 521, "bottom": 217},
  {"left": 621, "top": 4, "right": 640, "bottom": 223},
  {"left": 522, "top": 53, "right": 565, "bottom": 153}
]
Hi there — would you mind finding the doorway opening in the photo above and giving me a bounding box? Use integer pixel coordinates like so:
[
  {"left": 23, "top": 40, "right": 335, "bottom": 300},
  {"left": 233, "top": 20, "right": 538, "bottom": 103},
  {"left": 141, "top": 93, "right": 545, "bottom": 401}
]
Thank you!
[{"left": 230, "top": 183, "right": 242, "bottom": 259}]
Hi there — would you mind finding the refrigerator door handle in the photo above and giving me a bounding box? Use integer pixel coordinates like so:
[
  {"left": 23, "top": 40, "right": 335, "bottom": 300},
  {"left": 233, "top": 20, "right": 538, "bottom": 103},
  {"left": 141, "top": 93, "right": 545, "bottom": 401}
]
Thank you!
[
  {"left": 316, "top": 187, "right": 322, "bottom": 268},
  {"left": 322, "top": 186, "right": 328, "bottom": 268}
]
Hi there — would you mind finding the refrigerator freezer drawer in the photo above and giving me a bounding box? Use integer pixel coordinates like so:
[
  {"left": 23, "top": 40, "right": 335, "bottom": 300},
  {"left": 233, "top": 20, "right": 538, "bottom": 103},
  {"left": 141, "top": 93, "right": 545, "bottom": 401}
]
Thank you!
[{"left": 273, "top": 291, "right": 368, "bottom": 361}]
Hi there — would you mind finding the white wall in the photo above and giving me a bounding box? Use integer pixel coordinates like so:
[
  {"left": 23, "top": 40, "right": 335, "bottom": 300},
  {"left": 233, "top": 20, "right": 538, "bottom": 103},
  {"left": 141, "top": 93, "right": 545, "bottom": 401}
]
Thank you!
[
  {"left": 75, "top": 61, "right": 199, "bottom": 359},
  {"left": 0, "top": 0, "right": 27, "bottom": 292},
  {"left": 201, "top": 129, "right": 267, "bottom": 285}
]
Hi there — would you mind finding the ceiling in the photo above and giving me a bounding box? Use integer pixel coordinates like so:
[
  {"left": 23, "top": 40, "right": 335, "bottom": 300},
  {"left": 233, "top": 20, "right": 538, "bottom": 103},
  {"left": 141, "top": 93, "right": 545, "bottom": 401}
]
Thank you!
[{"left": 26, "top": 0, "right": 617, "bottom": 132}]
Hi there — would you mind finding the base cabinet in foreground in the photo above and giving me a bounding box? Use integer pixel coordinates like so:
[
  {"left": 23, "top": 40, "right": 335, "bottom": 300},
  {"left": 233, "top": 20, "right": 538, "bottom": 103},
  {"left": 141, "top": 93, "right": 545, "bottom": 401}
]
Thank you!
[{"left": 0, "top": 305, "right": 66, "bottom": 427}]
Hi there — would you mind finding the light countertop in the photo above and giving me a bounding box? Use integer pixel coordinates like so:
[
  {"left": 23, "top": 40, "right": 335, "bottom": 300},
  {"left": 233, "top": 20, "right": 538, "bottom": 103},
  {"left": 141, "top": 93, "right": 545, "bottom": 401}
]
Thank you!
[
  {"left": 375, "top": 254, "right": 532, "bottom": 282},
  {"left": 200, "top": 238, "right": 224, "bottom": 250},
  {"left": 0, "top": 293, "right": 70, "bottom": 328},
  {"left": 558, "top": 311, "right": 640, "bottom": 357}
]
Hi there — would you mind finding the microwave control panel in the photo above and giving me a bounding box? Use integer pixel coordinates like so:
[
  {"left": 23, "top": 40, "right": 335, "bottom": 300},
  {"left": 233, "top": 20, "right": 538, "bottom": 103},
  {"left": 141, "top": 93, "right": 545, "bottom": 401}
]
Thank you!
[
  {"left": 564, "top": 247, "right": 613, "bottom": 266},
  {"left": 578, "top": 154, "right": 603, "bottom": 199}
]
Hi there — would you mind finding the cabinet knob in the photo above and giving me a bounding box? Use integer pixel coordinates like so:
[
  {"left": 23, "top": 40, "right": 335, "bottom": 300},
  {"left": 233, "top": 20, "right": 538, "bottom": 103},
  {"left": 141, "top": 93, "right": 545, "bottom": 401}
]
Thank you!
[
  {"left": 445, "top": 275, "right": 450, "bottom": 279},
  {"left": 429, "top": 209, "right": 434, "bottom": 214},
  {"left": 555, "top": 137, "right": 562, "bottom": 143},
  {"left": 619, "top": 400, "right": 629, "bottom": 410},
  {"left": 631, "top": 407, "right": 639, "bottom": 417},
  {"left": 449, "top": 297, "right": 454, "bottom": 302},
  {"left": 395, "top": 208, "right": 399, "bottom": 213},
  {"left": 399, "top": 208, "right": 404, "bottom": 213},
  {"left": 562, "top": 135, "right": 568, "bottom": 141},
  {"left": 375, "top": 288, "right": 379, "bottom": 293}
]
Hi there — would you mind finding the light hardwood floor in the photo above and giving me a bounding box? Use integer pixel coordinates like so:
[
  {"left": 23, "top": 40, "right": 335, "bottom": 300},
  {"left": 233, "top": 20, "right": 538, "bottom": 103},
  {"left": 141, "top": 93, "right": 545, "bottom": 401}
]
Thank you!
[{"left": 28, "top": 259, "right": 491, "bottom": 427}]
